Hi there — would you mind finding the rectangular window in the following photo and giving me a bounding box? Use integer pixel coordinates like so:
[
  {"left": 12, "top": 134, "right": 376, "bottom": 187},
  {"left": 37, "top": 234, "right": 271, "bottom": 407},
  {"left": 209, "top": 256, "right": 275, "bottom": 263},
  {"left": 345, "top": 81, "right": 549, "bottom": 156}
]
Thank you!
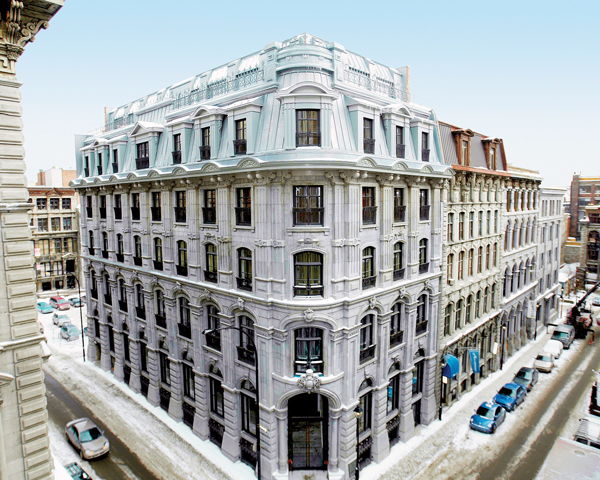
[
  {"left": 420, "top": 189, "right": 430, "bottom": 221},
  {"left": 294, "top": 327, "right": 323, "bottom": 374},
  {"left": 447, "top": 213, "right": 454, "bottom": 241},
  {"left": 136, "top": 142, "right": 149, "bottom": 169},
  {"left": 63, "top": 217, "right": 72, "bottom": 230},
  {"left": 159, "top": 352, "right": 170, "bottom": 385},
  {"left": 234, "top": 119, "right": 247, "bottom": 155},
  {"left": 362, "top": 187, "right": 377, "bottom": 225},
  {"left": 358, "top": 392, "right": 372, "bottom": 432},
  {"left": 62, "top": 198, "right": 71, "bottom": 210},
  {"left": 174, "top": 191, "right": 187, "bottom": 223},
  {"left": 241, "top": 393, "right": 257, "bottom": 436},
  {"left": 97, "top": 153, "right": 103, "bottom": 175},
  {"left": 200, "top": 127, "right": 211, "bottom": 159},
  {"left": 396, "top": 126, "right": 405, "bottom": 158},
  {"left": 203, "top": 189, "right": 217, "bottom": 224},
  {"left": 294, "top": 252, "right": 323, "bottom": 297},
  {"left": 293, "top": 186, "right": 323, "bottom": 226},
  {"left": 183, "top": 363, "right": 195, "bottom": 399},
  {"left": 235, "top": 187, "right": 252, "bottom": 225},
  {"left": 210, "top": 378, "right": 224, "bottom": 417},
  {"left": 151, "top": 191, "right": 161, "bottom": 221},
  {"left": 363, "top": 118, "right": 374, "bottom": 154},
  {"left": 296, "top": 110, "right": 320, "bottom": 147},
  {"left": 422, "top": 132, "right": 430, "bottom": 161},
  {"left": 50, "top": 198, "right": 60, "bottom": 210},
  {"left": 172, "top": 133, "right": 182, "bottom": 164},
  {"left": 36, "top": 198, "right": 47, "bottom": 210},
  {"left": 478, "top": 211, "right": 483, "bottom": 237},
  {"left": 112, "top": 149, "right": 118, "bottom": 172},
  {"left": 51, "top": 217, "right": 61, "bottom": 231},
  {"left": 394, "top": 188, "right": 405, "bottom": 223},
  {"left": 53, "top": 238, "right": 62, "bottom": 254},
  {"left": 462, "top": 140, "right": 469, "bottom": 165},
  {"left": 131, "top": 193, "right": 140, "bottom": 221},
  {"left": 459, "top": 213, "right": 465, "bottom": 240}
]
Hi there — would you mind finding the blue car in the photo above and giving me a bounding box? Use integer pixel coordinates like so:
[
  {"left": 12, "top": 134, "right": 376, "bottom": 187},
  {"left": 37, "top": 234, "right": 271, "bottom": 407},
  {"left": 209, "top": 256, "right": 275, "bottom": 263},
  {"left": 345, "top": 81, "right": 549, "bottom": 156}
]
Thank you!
[
  {"left": 493, "top": 382, "right": 526, "bottom": 412},
  {"left": 470, "top": 402, "right": 507, "bottom": 434},
  {"left": 36, "top": 301, "right": 54, "bottom": 314}
]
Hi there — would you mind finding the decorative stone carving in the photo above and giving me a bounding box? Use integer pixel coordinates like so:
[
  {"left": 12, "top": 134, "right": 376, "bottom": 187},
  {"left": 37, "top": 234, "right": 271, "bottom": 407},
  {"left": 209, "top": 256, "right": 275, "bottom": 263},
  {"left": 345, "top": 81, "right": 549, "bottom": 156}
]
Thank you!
[
  {"left": 332, "top": 238, "right": 360, "bottom": 247},
  {"left": 369, "top": 297, "right": 377, "bottom": 310},
  {"left": 303, "top": 309, "right": 315, "bottom": 322},
  {"left": 237, "top": 297, "right": 245, "bottom": 311},
  {"left": 298, "top": 237, "right": 319, "bottom": 246},
  {"left": 432, "top": 229, "right": 442, "bottom": 235},
  {"left": 409, "top": 231, "right": 420, "bottom": 237},
  {"left": 297, "top": 369, "right": 321, "bottom": 394}
]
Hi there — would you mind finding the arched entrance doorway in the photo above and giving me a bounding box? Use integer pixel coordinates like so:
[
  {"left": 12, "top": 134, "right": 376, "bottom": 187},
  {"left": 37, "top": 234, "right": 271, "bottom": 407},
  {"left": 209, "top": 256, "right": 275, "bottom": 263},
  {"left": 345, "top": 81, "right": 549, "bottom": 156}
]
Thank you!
[{"left": 288, "top": 393, "right": 329, "bottom": 470}]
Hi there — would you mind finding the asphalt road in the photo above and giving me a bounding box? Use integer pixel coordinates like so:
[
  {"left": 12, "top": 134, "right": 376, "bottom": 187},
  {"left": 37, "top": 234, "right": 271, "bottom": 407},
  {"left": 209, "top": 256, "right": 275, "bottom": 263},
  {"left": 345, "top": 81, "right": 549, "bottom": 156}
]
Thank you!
[{"left": 45, "top": 372, "right": 161, "bottom": 480}]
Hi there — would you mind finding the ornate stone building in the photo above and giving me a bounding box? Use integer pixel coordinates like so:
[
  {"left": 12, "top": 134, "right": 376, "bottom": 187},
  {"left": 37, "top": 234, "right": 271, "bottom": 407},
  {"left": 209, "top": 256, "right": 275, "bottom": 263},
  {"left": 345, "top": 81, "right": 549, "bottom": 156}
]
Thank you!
[
  {"left": 0, "top": 2, "right": 63, "bottom": 480},
  {"left": 72, "top": 34, "right": 451, "bottom": 480}
]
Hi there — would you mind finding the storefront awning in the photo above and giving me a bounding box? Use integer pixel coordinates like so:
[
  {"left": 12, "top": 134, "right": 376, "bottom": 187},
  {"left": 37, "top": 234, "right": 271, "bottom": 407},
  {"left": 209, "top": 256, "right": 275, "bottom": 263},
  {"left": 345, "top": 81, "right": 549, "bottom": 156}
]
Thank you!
[{"left": 442, "top": 354, "right": 459, "bottom": 378}]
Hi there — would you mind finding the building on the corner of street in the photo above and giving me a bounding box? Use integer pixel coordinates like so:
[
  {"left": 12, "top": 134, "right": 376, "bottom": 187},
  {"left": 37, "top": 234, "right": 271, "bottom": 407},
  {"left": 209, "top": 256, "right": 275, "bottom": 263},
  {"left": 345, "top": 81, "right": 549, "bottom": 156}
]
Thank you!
[
  {"left": 535, "top": 188, "right": 564, "bottom": 323},
  {"left": 71, "top": 33, "right": 453, "bottom": 480},
  {"left": 568, "top": 174, "right": 600, "bottom": 240},
  {"left": 28, "top": 168, "right": 81, "bottom": 295},
  {"left": 0, "top": 2, "right": 64, "bottom": 480},
  {"left": 578, "top": 204, "right": 600, "bottom": 288}
]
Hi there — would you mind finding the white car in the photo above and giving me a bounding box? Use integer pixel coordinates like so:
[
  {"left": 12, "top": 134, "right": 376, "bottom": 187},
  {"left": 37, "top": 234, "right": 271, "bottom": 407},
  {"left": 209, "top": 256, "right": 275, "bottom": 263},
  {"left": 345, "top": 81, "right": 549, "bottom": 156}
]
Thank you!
[
  {"left": 543, "top": 339, "right": 564, "bottom": 360},
  {"left": 534, "top": 353, "right": 554, "bottom": 373}
]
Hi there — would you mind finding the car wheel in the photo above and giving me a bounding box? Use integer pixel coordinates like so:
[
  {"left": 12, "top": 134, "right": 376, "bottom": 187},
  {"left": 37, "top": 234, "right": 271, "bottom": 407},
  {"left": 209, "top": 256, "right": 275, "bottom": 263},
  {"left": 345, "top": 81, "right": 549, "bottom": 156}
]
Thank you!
[{"left": 491, "top": 424, "right": 496, "bottom": 434}]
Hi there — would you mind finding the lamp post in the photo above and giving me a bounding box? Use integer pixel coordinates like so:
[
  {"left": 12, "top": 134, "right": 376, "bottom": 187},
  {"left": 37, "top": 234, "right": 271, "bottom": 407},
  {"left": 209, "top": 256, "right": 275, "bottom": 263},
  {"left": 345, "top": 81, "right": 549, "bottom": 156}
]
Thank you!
[
  {"left": 500, "top": 322, "right": 507, "bottom": 370},
  {"left": 353, "top": 405, "right": 363, "bottom": 480},
  {"left": 203, "top": 327, "right": 261, "bottom": 479}
]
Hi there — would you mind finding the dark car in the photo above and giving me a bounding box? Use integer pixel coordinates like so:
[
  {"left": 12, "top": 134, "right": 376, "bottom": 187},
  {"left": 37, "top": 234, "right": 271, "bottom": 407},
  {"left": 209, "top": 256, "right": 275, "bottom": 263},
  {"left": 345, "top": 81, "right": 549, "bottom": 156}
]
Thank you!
[
  {"left": 493, "top": 382, "right": 526, "bottom": 412},
  {"left": 64, "top": 462, "right": 92, "bottom": 480},
  {"left": 513, "top": 367, "right": 539, "bottom": 392},
  {"left": 470, "top": 401, "right": 507, "bottom": 434},
  {"left": 65, "top": 417, "right": 110, "bottom": 460}
]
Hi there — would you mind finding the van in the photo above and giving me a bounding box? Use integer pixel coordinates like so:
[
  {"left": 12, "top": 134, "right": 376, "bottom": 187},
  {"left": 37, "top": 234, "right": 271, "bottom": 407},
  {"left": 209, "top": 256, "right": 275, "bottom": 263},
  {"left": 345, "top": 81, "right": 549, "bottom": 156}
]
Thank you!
[
  {"left": 574, "top": 415, "right": 600, "bottom": 449},
  {"left": 551, "top": 324, "right": 575, "bottom": 349}
]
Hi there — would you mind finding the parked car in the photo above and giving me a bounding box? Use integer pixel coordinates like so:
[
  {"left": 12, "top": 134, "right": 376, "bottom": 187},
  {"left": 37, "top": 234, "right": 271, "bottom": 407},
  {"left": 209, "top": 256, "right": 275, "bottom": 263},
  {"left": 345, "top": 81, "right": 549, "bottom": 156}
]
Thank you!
[
  {"left": 512, "top": 366, "right": 539, "bottom": 392},
  {"left": 534, "top": 353, "right": 554, "bottom": 373},
  {"left": 592, "top": 295, "right": 600, "bottom": 307},
  {"left": 573, "top": 415, "right": 600, "bottom": 449},
  {"left": 493, "top": 382, "right": 527, "bottom": 412},
  {"left": 68, "top": 297, "right": 84, "bottom": 308},
  {"left": 60, "top": 324, "right": 80, "bottom": 341},
  {"left": 552, "top": 324, "right": 575, "bottom": 349},
  {"left": 36, "top": 301, "right": 54, "bottom": 314},
  {"left": 65, "top": 418, "right": 110, "bottom": 460},
  {"left": 49, "top": 296, "right": 70, "bottom": 311},
  {"left": 64, "top": 462, "right": 92, "bottom": 480},
  {"left": 470, "top": 401, "right": 507, "bottom": 434},
  {"left": 52, "top": 313, "right": 71, "bottom": 327},
  {"left": 543, "top": 339, "right": 564, "bottom": 360}
]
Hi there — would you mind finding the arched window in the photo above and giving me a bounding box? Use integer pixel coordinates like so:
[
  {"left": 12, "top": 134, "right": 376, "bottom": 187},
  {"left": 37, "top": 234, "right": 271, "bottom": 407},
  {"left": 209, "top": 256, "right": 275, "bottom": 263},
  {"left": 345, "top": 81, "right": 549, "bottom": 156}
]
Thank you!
[
  {"left": 177, "top": 240, "right": 188, "bottom": 276},
  {"left": 360, "top": 315, "right": 375, "bottom": 363},
  {"left": 238, "top": 315, "right": 255, "bottom": 366},
  {"left": 444, "top": 304, "right": 452, "bottom": 336},
  {"left": 205, "top": 243, "right": 218, "bottom": 283},
  {"left": 468, "top": 249, "right": 474, "bottom": 276},
  {"left": 178, "top": 297, "right": 191, "bottom": 339},
  {"left": 393, "top": 242, "right": 405, "bottom": 280},
  {"left": 293, "top": 251, "right": 323, "bottom": 296},
  {"left": 419, "top": 239, "right": 429, "bottom": 273},
  {"left": 153, "top": 237, "right": 163, "bottom": 270},
  {"left": 387, "top": 364, "right": 401, "bottom": 415},
  {"left": 209, "top": 365, "right": 224, "bottom": 417},
  {"left": 413, "top": 350, "right": 425, "bottom": 398},
  {"left": 512, "top": 264, "right": 518, "bottom": 292},
  {"left": 458, "top": 251, "right": 465, "bottom": 280},
  {"left": 295, "top": 327, "right": 323, "bottom": 374},
  {"left": 447, "top": 213, "right": 454, "bottom": 241},
  {"left": 456, "top": 299, "right": 463, "bottom": 330},
  {"left": 241, "top": 380, "right": 257, "bottom": 436},
  {"left": 206, "top": 305, "right": 220, "bottom": 351},
  {"left": 237, "top": 248, "right": 252, "bottom": 291},
  {"left": 465, "top": 294, "right": 473, "bottom": 324},
  {"left": 485, "top": 244, "right": 491, "bottom": 270},
  {"left": 416, "top": 295, "right": 427, "bottom": 334},
  {"left": 484, "top": 287, "right": 490, "bottom": 314},
  {"left": 459, "top": 212, "right": 465, "bottom": 240},
  {"left": 362, "top": 247, "right": 376, "bottom": 289},
  {"left": 116, "top": 234, "right": 124, "bottom": 256},
  {"left": 358, "top": 379, "right": 373, "bottom": 433},
  {"left": 447, "top": 253, "right": 454, "bottom": 283},
  {"left": 475, "top": 291, "right": 481, "bottom": 319},
  {"left": 155, "top": 290, "right": 166, "bottom": 327},
  {"left": 477, "top": 246, "right": 483, "bottom": 273},
  {"left": 390, "top": 303, "right": 404, "bottom": 347}
]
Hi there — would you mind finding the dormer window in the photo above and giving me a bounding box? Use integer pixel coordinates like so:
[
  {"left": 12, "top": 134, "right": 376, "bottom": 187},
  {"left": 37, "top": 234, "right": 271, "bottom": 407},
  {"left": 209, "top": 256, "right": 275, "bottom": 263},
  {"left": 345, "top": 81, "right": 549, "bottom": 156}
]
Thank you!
[
  {"left": 136, "top": 142, "right": 149, "bottom": 169},
  {"left": 200, "top": 127, "right": 211, "bottom": 160},
  {"left": 172, "top": 134, "right": 182, "bottom": 165},
  {"left": 296, "top": 110, "right": 320, "bottom": 147},
  {"left": 422, "top": 132, "right": 430, "bottom": 161},
  {"left": 112, "top": 149, "right": 118, "bottom": 173},
  {"left": 97, "top": 153, "right": 103, "bottom": 175},
  {"left": 84, "top": 156, "right": 90, "bottom": 177},
  {"left": 396, "top": 126, "right": 405, "bottom": 158},
  {"left": 462, "top": 141, "right": 469, "bottom": 164},
  {"left": 363, "top": 118, "right": 374, "bottom": 154},
  {"left": 489, "top": 148, "right": 496, "bottom": 170},
  {"left": 234, "top": 119, "right": 247, "bottom": 155}
]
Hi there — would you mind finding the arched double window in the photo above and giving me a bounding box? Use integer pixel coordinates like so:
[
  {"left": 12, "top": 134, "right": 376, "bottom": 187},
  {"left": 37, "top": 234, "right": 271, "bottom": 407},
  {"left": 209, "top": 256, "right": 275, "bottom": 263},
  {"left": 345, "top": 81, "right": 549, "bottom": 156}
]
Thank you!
[{"left": 294, "top": 251, "right": 323, "bottom": 296}]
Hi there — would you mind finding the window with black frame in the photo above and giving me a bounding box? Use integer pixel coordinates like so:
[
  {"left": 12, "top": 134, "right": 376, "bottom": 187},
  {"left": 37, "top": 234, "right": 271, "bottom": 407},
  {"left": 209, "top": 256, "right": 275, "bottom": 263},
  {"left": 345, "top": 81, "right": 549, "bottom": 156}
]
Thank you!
[
  {"left": 387, "top": 371, "right": 400, "bottom": 414},
  {"left": 174, "top": 191, "right": 187, "bottom": 223},
  {"left": 393, "top": 242, "right": 404, "bottom": 280},
  {"left": 178, "top": 297, "right": 191, "bottom": 338},
  {"left": 421, "top": 132, "right": 430, "bottom": 161},
  {"left": 293, "top": 251, "right": 323, "bottom": 296},
  {"left": 172, "top": 133, "right": 182, "bottom": 164},
  {"left": 294, "top": 327, "right": 323, "bottom": 374},
  {"left": 419, "top": 239, "right": 428, "bottom": 273},
  {"left": 182, "top": 363, "right": 195, "bottom": 400},
  {"left": 136, "top": 142, "right": 149, "bottom": 169},
  {"left": 210, "top": 376, "right": 224, "bottom": 417},
  {"left": 393, "top": 188, "right": 405, "bottom": 222},
  {"left": 419, "top": 189, "right": 430, "bottom": 221},
  {"left": 415, "top": 295, "right": 427, "bottom": 335},
  {"left": 358, "top": 379, "right": 373, "bottom": 432},
  {"left": 113, "top": 194, "right": 122, "bottom": 220},
  {"left": 206, "top": 305, "right": 220, "bottom": 350},
  {"left": 200, "top": 127, "right": 211, "bottom": 160},
  {"left": 159, "top": 351, "right": 170, "bottom": 385},
  {"left": 235, "top": 187, "right": 251, "bottom": 225},
  {"left": 237, "top": 315, "right": 255, "bottom": 365},
  {"left": 116, "top": 234, "right": 124, "bottom": 262},
  {"left": 153, "top": 237, "right": 163, "bottom": 271},
  {"left": 203, "top": 189, "right": 216, "bottom": 224},
  {"left": 412, "top": 359, "right": 424, "bottom": 395},
  {"left": 296, "top": 110, "right": 320, "bottom": 147},
  {"left": 135, "top": 284, "right": 145, "bottom": 319},
  {"left": 390, "top": 303, "right": 403, "bottom": 347},
  {"left": 155, "top": 290, "right": 166, "bottom": 328},
  {"left": 151, "top": 191, "right": 161, "bottom": 222},
  {"left": 234, "top": 119, "right": 247, "bottom": 155},
  {"left": 363, "top": 118, "right": 374, "bottom": 153},
  {"left": 177, "top": 240, "right": 188, "bottom": 276},
  {"left": 396, "top": 126, "right": 405, "bottom": 158},
  {"left": 237, "top": 248, "right": 252, "bottom": 291},
  {"left": 241, "top": 380, "right": 257, "bottom": 436},
  {"left": 360, "top": 314, "right": 375, "bottom": 363},
  {"left": 205, "top": 243, "right": 217, "bottom": 283},
  {"left": 362, "top": 247, "right": 376, "bottom": 289},
  {"left": 362, "top": 187, "right": 377, "bottom": 225},
  {"left": 293, "top": 186, "right": 323, "bottom": 226},
  {"left": 133, "top": 236, "right": 142, "bottom": 266},
  {"left": 131, "top": 193, "right": 140, "bottom": 221}
]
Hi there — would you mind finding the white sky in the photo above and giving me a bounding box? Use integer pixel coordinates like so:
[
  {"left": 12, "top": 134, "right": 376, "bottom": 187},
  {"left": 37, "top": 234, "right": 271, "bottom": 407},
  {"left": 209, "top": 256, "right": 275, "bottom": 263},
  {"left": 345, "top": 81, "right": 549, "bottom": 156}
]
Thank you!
[{"left": 16, "top": 0, "right": 600, "bottom": 188}]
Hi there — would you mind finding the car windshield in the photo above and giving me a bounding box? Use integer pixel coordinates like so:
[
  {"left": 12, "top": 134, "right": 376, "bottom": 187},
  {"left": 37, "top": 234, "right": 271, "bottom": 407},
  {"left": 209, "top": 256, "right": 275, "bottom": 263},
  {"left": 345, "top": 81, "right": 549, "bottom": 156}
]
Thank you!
[
  {"left": 537, "top": 355, "right": 552, "bottom": 362},
  {"left": 553, "top": 332, "right": 568, "bottom": 339},
  {"left": 476, "top": 406, "right": 494, "bottom": 419},
  {"left": 516, "top": 370, "right": 531, "bottom": 380},
  {"left": 79, "top": 427, "right": 102, "bottom": 443},
  {"left": 499, "top": 387, "right": 515, "bottom": 397}
]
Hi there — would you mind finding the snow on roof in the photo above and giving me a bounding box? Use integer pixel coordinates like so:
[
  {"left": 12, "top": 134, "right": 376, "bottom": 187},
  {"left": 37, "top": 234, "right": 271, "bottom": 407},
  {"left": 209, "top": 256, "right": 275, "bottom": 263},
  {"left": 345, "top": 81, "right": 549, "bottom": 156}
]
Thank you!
[
  {"left": 238, "top": 53, "right": 260, "bottom": 72},
  {"left": 208, "top": 65, "right": 228, "bottom": 84}
]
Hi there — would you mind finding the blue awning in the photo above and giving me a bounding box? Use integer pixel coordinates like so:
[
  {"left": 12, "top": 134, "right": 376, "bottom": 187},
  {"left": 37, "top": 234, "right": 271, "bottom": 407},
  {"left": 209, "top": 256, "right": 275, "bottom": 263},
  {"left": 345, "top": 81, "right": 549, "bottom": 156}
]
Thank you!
[{"left": 442, "top": 354, "right": 459, "bottom": 378}]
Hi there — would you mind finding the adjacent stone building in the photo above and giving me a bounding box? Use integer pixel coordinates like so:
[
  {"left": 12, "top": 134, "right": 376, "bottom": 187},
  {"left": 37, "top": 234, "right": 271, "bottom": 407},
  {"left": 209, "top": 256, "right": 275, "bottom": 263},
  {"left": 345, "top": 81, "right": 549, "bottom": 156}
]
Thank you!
[
  {"left": 568, "top": 174, "right": 600, "bottom": 240},
  {"left": 0, "top": 2, "right": 64, "bottom": 480},
  {"left": 72, "top": 34, "right": 452, "bottom": 480}
]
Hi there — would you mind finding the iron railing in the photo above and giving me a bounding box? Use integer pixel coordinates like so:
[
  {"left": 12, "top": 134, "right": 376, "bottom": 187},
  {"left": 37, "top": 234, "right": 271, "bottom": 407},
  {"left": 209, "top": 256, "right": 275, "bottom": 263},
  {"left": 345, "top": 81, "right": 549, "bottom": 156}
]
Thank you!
[
  {"left": 172, "top": 150, "right": 182, "bottom": 165},
  {"left": 204, "top": 270, "right": 217, "bottom": 283},
  {"left": 182, "top": 402, "right": 195, "bottom": 428},
  {"left": 235, "top": 207, "right": 251, "bottom": 226},
  {"left": 151, "top": 207, "right": 161, "bottom": 222},
  {"left": 293, "top": 285, "right": 323, "bottom": 297},
  {"left": 84, "top": 168, "right": 90, "bottom": 177},
  {"left": 390, "top": 331, "right": 404, "bottom": 347},
  {"left": 178, "top": 323, "right": 192, "bottom": 339},
  {"left": 236, "top": 276, "right": 252, "bottom": 292},
  {"left": 131, "top": 207, "right": 140, "bottom": 221},
  {"left": 135, "top": 306, "right": 146, "bottom": 320},
  {"left": 293, "top": 207, "right": 324, "bottom": 226},
  {"left": 97, "top": 166, "right": 103, "bottom": 176},
  {"left": 343, "top": 67, "right": 408, "bottom": 101},
  {"left": 159, "top": 387, "right": 171, "bottom": 412},
  {"left": 113, "top": 207, "right": 122, "bottom": 220},
  {"left": 153, "top": 260, "right": 163, "bottom": 271},
  {"left": 116, "top": 253, "right": 124, "bottom": 263},
  {"left": 396, "top": 144, "right": 406, "bottom": 158},
  {"left": 104, "top": 113, "right": 135, "bottom": 133},
  {"left": 296, "top": 132, "right": 321, "bottom": 147},
  {"left": 133, "top": 257, "right": 142, "bottom": 266},
  {"left": 136, "top": 157, "right": 150, "bottom": 170},
  {"left": 155, "top": 314, "right": 167, "bottom": 329},
  {"left": 86, "top": 207, "right": 93, "bottom": 218},
  {"left": 415, "top": 321, "right": 428, "bottom": 335},
  {"left": 101, "top": 250, "right": 109, "bottom": 259},
  {"left": 422, "top": 149, "right": 430, "bottom": 162},
  {"left": 200, "top": 145, "right": 211, "bottom": 160},
  {"left": 394, "top": 205, "right": 406, "bottom": 223},
  {"left": 362, "top": 275, "right": 376, "bottom": 289},
  {"left": 240, "top": 438, "right": 257, "bottom": 468},
  {"left": 208, "top": 419, "right": 225, "bottom": 448},
  {"left": 387, "top": 416, "right": 400, "bottom": 447},
  {"left": 112, "top": 162, "right": 118, "bottom": 173},
  {"left": 206, "top": 332, "right": 221, "bottom": 351},
  {"left": 362, "top": 206, "right": 377, "bottom": 225},
  {"left": 364, "top": 138, "right": 375, "bottom": 154},
  {"left": 234, "top": 139, "right": 247, "bottom": 155},
  {"left": 236, "top": 345, "right": 256, "bottom": 366},
  {"left": 176, "top": 265, "right": 188, "bottom": 277},
  {"left": 99, "top": 207, "right": 106, "bottom": 219},
  {"left": 88, "top": 247, "right": 94, "bottom": 256},
  {"left": 174, "top": 207, "right": 187, "bottom": 223},
  {"left": 420, "top": 205, "right": 430, "bottom": 221},
  {"left": 118, "top": 300, "right": 128, "bottom": 312},
  {"left": 202, "top": 207, "right": 216, "bottom": 224},
  {"left": 393, "top": 268, "right": 405, "bottom": 280},
  {"left": 359, "top": 344, "right": 376, "bottom": 364},
  {"left": 104, "top": 294, "right": 112, "bottom": 305},
  {"left": 419, "top": 262, "right": 429, "bottom": 274},
  {"left": 140, "top": 376, "right": 149, "bottom": 397}
]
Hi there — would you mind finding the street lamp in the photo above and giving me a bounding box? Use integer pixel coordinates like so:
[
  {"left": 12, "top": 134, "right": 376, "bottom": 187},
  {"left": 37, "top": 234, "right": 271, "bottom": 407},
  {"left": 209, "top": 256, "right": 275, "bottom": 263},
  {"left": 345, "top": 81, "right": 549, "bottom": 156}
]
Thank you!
[
  {"left": 63, "top": 254, "right": 85, "bottom": 362},
  {"left": 203, "top": 327, "right": 261, "bottom": 479},
  {"left": 500, "top": 322, "right": 507, "bottom": 370},
  {"left": 354, "top": 404, "right": 363, "bottom": 480}
]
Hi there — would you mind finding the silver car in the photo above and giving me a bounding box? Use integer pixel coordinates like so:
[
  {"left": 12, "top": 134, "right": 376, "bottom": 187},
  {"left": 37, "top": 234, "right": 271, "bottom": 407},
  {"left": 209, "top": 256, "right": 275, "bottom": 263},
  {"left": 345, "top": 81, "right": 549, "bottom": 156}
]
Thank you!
[
  {"left": 65, "top": 418, "right": 110, "bottom": 460},
  {"left": 52, "top": 313, "right": 71, "bottom": 327},
  {"left": 60, "top": 324, "right": 80, "bottom": 341},
  {"left": 534, "top": 353, "right": 554, "bottom": 373}
]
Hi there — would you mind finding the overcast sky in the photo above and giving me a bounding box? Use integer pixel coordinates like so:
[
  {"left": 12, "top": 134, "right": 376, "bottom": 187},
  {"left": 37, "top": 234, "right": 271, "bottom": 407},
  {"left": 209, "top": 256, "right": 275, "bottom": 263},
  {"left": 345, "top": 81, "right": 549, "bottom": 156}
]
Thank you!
[{"left": 16, "top": 0, "right": 599, "bottom": 188}]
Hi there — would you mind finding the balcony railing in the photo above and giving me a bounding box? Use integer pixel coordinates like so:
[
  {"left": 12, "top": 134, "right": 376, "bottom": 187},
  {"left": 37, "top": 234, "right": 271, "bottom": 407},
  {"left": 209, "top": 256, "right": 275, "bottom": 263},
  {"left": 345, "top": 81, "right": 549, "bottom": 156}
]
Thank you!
[
  {"left": 396, "top": 144, "right": 406, "bottom": 158},
  {"left": 97, "top": 166, "right": 103, "bottom": 175},
  {"left": 155, "top": 314, "right": 167, "bottom": 329},
  {"left": 362, "top": 275, "right": 376, "bottom": 289},
  {"left": 101, "top": 250, "right": 109, "bottom": 259},
  {"left": 116, "top": 253, "right": 124, "bottom": 263},
  {"left": 420, "top": 205, "right": 430, "bottom": 221},
  {"left": 233, "top": 139, "right": 247, "bottom": 155},
  {"left": 362, "top": 206, "right": 377, "bottom": 225},
  {"left": 131, "top": 207, "right": 140, "bottom": 221},
  {"left": 394, "top": 205, "right": 406, "bottom": 223},
  {"left": 118, "top": 300, "right": 128, "bottom": 312},
  {"left": 235, "top": 207, "right": 251, "bottom": 226},
  {"left": 104, "top": 294, "right": 112, "bottom": 305},
  {"left": 359, "top": 344, "right": 376, "bottom": 364},
  {"left": 90, "top": 289, "right": 98, "bottom": 300},
  {"left": 84, "top": 168, "right": 90, "bottom": 177},
  {"left": 153, "top": 260, "right": 163, "bottom": 271},
  {"left": 99, "top": 207, "right": 106, "bottom": 219},
  {"left": 182, "top": 402, "right": 195, "bottom": 429},
  {"left": 136, "top": 157, "right": 149, "bottom": 169},
  {"left": 390, "top": 330, "right": 404, "bottom": 347},
  {"left": 202, "top": 207, "right": 216, "bottom": 224},
  {"left": 135, "top": 307, "right": 146, "bottom": 320},
  {"left": 112, "top": 162, "right": 118, "bottom": 173},
  {"left": 88, "top": 247, "right": 94, "bottom": 256},
  {"left": 240, "top": 438, "right": 257, "bottom": 468},
  {"left": 200, "top": 145, "right": 211, "bottom": 160},
  {"left": 296, "top": 132, "right": 321, "bottom": 147},
  {"left": 174, "top": 207, "right": 187, "bottom": 223},
  {"left": 293, "top": 285, "right": 323, "bottom": 297},
  {"left": 176, "top": 265, "right": 188, "bottom": 277},
  {"left": 206, "top": 332, "right": 221, "bottom": 350},
  {"left": 293, "top": 207, "right": 324, "bottom": 226},
  {"left": 151, "top": 207, "right": 161, "bottom": 222},
  {"left": 236, "top": 345, "right": 256, "bottom": 366},
  {"left": 133, "top": 257, "right": 143, "bottom": 266},
  {"left": 113, "top": 207, "right": 122, "bottom": 220},
  {"left": 236, "top": 276, "right": 252, "bottom": 292},
  {"left": 393, "top": 268, "right": 405, "bottom": 280},
  {"left": 415, "top": 321, "right": 428, "bottom": 335},
  {"left": 364, "top": 138, "right": 375, "bottom": 154},
  {"left": 422, "top": 149, "right": 430, "bottom": 162},
  {"left": 172, "top": 150, "right": 182, "bottom": 165},
  {"left": 209, "top": 419, "right": 225, "bottom": 448},
  {"left": 204, "top": 270, "right": 217, "bottom": 283},
  {"left": 419, "top": 262, "right": 429, "bottom": 274},
  {"left": 86, "top": 207, "right": 93, "bottom": 218},
  {"left": 178, "top": 323, "right": 192, "bottom": 339}
]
